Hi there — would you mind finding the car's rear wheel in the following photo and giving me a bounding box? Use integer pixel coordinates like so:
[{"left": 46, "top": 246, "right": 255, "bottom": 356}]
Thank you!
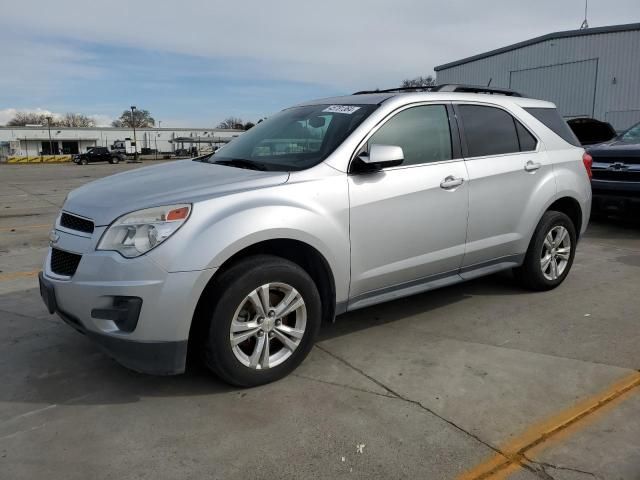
[
  {"left": 514, "top": 211, "right": 577, "bottom": 291},
  {"left": 200, "top": 255, "right": 321, "bottom": 387},
  {"left": 110, "top": 156, "right": 120, "bottom": 164}
]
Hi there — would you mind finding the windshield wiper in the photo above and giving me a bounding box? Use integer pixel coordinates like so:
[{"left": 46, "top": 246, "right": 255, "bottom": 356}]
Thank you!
[{"left": 212, "top": 158, "right": 268, "bottom": 171}]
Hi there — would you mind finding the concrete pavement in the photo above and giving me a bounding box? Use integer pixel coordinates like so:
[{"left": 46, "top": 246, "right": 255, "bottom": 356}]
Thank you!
[{"left": 1, "top": 162, "right": 639, "bottom": 479}]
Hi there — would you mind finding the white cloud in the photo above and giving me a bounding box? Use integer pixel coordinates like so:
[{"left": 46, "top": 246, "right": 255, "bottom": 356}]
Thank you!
[{"left": 1, "top": 0, "right": 639, "bottom": 89}]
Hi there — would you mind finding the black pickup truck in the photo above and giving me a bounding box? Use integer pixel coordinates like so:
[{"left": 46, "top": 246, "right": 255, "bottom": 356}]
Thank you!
[
  {"left": 587, "top": 121, "right": 640, "bottom": 213},
  {"left": 73, "top": 147, "right": 124, "bottom": 165}
]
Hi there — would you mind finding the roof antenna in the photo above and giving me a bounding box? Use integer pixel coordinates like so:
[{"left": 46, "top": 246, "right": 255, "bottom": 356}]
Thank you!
[
  {"left": 580, "top": 0, "right": 589, "bottom": 29},
  {"left": 487, "top": 78, "right": 492, "bottom": 87}
]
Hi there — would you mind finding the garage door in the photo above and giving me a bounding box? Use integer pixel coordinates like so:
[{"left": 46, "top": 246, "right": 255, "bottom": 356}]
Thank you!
[{"left": 509, "top": 59, "right": 598, "bottom": 118}]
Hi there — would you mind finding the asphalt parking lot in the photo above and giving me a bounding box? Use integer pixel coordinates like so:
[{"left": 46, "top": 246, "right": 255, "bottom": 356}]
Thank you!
[{"left": 1, "top": 162, "right": 639, "bottom": 479}]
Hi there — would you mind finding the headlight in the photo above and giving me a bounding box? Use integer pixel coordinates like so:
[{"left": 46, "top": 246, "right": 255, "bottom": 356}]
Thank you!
[{"left": 97, "top": 204, "right": 191, "bottom": 258}]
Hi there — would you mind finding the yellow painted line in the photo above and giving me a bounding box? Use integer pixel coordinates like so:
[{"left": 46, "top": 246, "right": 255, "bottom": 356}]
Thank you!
[
  {"left": 457, "top": 371, "right": 640, "bottom": 480},
  {"left": 0, "top": 224, "right": 50, "bottom": 232},
  {"left": 0, "top": 270, "right": 39, "bottom": 281}
]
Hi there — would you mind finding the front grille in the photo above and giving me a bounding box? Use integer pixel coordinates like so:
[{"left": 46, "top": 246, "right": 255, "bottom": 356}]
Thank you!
[
  {"left": 592, "top": 170, "right": 640, "bottom": 182},
  {"left": 60, "top": 212, "right": 94, "bottom": 234},
  {"left": 51, "top": 248, "right": 82, "bottom": 277}
]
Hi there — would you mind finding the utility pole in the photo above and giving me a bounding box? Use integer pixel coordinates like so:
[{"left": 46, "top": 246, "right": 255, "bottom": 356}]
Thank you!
[
  {"left": 129, "top": 105, "right": 140, "bottom": 163},
  {"left": 46, "top": 116, "right": 54, "bottom": 161}
]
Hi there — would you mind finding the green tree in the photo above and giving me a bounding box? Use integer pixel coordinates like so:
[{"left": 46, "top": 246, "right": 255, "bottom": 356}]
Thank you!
[
  {"left": 112, "top": 109, "right": 155, "bottom": 128},
  {"left": 217, "top": 117, "right": 244, "bottom": 129}
]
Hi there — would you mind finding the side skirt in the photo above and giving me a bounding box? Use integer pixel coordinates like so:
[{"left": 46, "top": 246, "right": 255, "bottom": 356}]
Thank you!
[{"left": 345, "top": 254, "right": 524, "bottom": 313}]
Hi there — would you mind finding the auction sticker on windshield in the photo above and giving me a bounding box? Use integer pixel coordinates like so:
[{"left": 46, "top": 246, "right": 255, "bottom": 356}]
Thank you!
[{"left": 322, "top": 105, "right": 361, "bottom": 114}]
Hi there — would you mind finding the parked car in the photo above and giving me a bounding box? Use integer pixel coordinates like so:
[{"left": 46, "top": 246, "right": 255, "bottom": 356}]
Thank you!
[
  {"left": 567, "top": 117, "right": 617, "bottom": 146},
  {"left": 73, "top": 147, "right": 124, "bottom": 165},
  {"left": 40, "top": 84, "right": 592, "bottom": 386},
  {"left": 587, "top": 120, "right": 640, "bottom": 212}
]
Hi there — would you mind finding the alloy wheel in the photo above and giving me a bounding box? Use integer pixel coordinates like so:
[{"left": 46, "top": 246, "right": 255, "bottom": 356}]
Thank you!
[
  {"left": 540, "top": 225, "right": 571, "bottom": 281},
  {"left": 229, "top": 282, "right": 307, "bottom": 370}
]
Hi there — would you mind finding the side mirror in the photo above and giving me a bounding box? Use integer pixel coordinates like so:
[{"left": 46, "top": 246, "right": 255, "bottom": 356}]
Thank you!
[{"left": 353, "top": 144, "right": 404, "bottom": 172}]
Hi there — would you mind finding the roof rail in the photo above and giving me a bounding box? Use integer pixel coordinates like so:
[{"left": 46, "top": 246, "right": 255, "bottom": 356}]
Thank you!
[
  {"left": 352, "top": 84, "right": 523, "bottom": 97},
  {"left": 352, "top": 86, "right": 439, "bottom": 95}
]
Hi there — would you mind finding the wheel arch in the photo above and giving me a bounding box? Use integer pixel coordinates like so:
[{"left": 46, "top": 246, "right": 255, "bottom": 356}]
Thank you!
[
  {"left": 189, "top": 238, "right": 337, "bottom": 351},
  {"left": 546, "top": 196, "right": 583, "bottom": 237}
]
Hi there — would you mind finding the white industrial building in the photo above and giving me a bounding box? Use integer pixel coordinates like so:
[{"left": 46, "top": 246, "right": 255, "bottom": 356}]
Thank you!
[
  {"left": 435, "top": 23, "right": 640, "bottom": 130},
  {"left": 0, "top": 126, "right": 244, "bottom": 159}
]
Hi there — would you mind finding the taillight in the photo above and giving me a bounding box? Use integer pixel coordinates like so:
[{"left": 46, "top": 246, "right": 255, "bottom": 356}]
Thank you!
[{"left": 582, "top": 152, "right": 593, "bottom": 180}]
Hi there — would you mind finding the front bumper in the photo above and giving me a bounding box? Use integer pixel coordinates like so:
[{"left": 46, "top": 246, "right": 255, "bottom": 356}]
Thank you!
[
  {"left": 40, "top": 226, "right": 215, "bottom": 375},
  {"left": 40, "top": 273, "right": 187, "bottom": 375},
  {"left": 591, "top": 179, "right": 640, "bottom": 211}
]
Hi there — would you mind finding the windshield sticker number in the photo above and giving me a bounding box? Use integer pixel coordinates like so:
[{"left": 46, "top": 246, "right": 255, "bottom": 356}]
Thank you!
[{"left": 322, "top": 105, "right": 361, "bottom": 115}]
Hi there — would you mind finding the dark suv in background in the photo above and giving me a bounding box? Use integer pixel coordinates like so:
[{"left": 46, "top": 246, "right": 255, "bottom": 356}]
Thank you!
[
  {"left": 73, "top": 147, "right": 124, "bottom": 165},
  {"left": 587, "top": 121, "right": 640, "bottom": 213}
]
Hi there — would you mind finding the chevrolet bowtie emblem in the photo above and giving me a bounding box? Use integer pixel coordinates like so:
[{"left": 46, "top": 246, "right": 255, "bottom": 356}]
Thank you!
[
  {"left": 609, "top": 162, "right": 628, "bottom": 171},
  {"left": 49, "top": 230, "right": 60, "bottom": 245}
]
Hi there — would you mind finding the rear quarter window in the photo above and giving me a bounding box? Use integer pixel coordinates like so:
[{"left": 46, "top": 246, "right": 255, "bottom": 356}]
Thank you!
[{"left": 524, "top": 107, "right": 581, "bottom": 147}]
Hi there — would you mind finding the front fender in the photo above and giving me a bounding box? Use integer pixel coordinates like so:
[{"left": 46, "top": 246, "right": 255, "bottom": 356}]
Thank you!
[{"left": 148, "top": 174, "right": 351, "bottom": 303}]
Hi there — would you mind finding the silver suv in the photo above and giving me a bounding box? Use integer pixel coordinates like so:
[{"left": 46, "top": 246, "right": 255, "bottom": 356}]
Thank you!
[{"left": 39, "top": 85, "right": 592, "bottom": 386}]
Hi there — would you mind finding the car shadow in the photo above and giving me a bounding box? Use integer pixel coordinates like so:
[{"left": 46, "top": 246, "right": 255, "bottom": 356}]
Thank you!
[
  {"left": 0, "top": 270, "right": 527, "bottom": 408},
  {"left": 586, "top": 209, "right": 640, "bottom": 238}
]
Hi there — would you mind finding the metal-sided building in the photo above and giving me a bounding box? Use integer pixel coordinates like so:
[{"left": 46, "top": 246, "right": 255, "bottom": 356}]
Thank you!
[{"left": 435, "top": 23, "right": 640, "bottom": 130}]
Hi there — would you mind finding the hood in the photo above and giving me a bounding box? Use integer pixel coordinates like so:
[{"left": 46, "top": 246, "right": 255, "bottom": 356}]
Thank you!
[
  {"left": 64, "top": 160, "right": 289, "bottom": 225},
  {"left": 588, "top": 138, "right": 640, "bottom": 158}
]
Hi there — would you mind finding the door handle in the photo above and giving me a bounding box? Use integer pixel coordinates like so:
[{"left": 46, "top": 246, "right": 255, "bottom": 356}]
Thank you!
[
  {"left": 524, "top": 160, "right": 541, "bottom": 172},
  {"left": 440, "top": 176, "right": 464, "bottom": 189}
]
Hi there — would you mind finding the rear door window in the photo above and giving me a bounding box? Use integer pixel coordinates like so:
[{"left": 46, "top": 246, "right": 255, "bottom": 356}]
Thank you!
[
  {"left": 458, "top": 105, "right": 520, "bottom": 157},
  {"left": 524, "top": 107, "right": 581, "bottom": 147}
]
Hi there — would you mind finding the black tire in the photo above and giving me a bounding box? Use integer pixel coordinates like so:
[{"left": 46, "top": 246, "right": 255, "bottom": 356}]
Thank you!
[
  {"left": 200, "top": 255, "right": 322, "bottom": 387},
  {"left": 80, "top": 158, "right": 88, "bottom": 165},
  {"left": 110, "top": 156, "right": 120, "bottom": 164},
  {"left": 514, "top": 211, "right": 577, "bottom": 291}
]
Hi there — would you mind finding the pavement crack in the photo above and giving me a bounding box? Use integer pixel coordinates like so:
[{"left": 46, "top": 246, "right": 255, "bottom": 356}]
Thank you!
[
  {"left": 523, "top": 454, "right": 601, "bottom": 479},
  {"left": 291, "top": 372, "right": 395, "bottom": 399},
  {"left": 314, "top": 344, "right": 508, "bottom": 458},
  {"left": 9, "top": 184, "right": 62, "bottom": 208}
]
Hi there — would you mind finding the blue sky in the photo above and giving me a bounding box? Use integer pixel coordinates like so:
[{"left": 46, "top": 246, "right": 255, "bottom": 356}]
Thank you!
[
  {"left": 1, "top": 0, "right": 638, "bottom": 127},
  {"left": 0, "top": 33, "right": 339, "bottom": 126}
]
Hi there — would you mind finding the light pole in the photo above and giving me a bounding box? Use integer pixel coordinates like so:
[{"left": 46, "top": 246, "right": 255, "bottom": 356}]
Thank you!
[
  {"left": 156, "top": 120, "right": 161, "bottom": 161},
  {"left": 130, "top": 105, "right": 140, "bottom": 163},
  {"left": 46, "top": 116, "right": 54, "bottom": 160}
]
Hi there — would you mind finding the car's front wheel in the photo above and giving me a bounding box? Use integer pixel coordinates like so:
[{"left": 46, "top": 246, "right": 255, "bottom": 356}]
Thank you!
[
  {"left": 200, "top": 255, "right": 321, "bottom": 387},
  {"left": 80, "top": 158, "right": 88, "bottom": 165},
  {"left": 515, "top": 211, "right": 577, "bottom": 291}
]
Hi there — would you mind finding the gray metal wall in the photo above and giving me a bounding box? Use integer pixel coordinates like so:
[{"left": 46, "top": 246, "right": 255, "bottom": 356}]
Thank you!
[{"left": 436, "top": 29, "right": 640, "bottom": 130}]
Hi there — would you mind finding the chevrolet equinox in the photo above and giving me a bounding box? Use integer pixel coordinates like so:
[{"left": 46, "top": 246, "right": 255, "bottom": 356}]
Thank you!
[{"left": 39, "top": 85, "right": 592, "bottom": 386}]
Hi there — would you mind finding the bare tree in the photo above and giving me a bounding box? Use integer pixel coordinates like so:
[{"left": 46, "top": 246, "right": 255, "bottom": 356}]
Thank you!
[
  {"left": 112, "top": 109, "right": 155, "bottom": 128},
  {"left": 400, "top": 75, "right": 436, "bottom": 88},
  {"left": 243, "top": 121, "right": 255, "bottom": 130},
  {"left": 58, "top": 113, "right": 96, "bottom": 127},
  {"left": 217, "top": 117, "right": 244, "bottom": 129},
  {"left": 6, "top": 112, "right": 50, "bottom": 126}
]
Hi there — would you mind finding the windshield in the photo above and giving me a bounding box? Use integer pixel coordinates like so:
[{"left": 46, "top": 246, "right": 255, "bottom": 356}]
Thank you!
[
  {"left": 621, "top": 122, "right": 640, "bottom": 142},
  {"left": 203, "top": 104, "right": 377, "bottom": 171}
]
